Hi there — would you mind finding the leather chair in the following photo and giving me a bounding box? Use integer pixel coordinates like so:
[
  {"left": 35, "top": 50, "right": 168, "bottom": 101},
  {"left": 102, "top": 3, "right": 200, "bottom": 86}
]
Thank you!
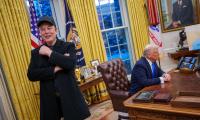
[{"left": 98, "top": 59, "right": 131, "bottom": 120}]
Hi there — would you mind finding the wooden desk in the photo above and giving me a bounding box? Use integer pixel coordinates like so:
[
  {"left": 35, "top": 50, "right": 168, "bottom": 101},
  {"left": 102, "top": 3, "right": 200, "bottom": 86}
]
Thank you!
[
  {"left": 79, "top": 75, "right": 103, "bottom": 91},
  {"left": 168, "top": 49, "right": 200, "bottom": 60},
  {"left": 123, "top": 71, "right": 200, "bottom": 120}
]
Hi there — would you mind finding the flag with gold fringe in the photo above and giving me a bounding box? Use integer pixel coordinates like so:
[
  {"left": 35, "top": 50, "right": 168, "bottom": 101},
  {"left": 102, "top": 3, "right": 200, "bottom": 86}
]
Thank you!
[
  {"left": 64, "top": 0, "right": 109, "bottom": 105},
  {"left": 64, "top": 0, "right": 86, "bottom": 67}
]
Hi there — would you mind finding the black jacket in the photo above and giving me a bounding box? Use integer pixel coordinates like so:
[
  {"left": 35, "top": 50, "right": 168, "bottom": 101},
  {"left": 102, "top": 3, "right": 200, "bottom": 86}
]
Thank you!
[
  {"left": 27, "top": 40, "right": 90, "bottom": 120},
  {"left": 172, "top": 0, "right": 194, "bottom": 26}
]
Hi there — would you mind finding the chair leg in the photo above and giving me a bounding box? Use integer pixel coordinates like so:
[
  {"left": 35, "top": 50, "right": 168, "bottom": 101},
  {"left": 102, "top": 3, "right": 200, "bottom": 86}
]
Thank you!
[{"left": 118, "top": 114, "right": 129, "bottom": 120}]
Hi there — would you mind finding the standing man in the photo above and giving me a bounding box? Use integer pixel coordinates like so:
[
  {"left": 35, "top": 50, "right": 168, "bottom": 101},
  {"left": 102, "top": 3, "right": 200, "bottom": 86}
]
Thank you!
[
  {"left": 27, "top": 16, "right": 90, "bottom": 120},
  {"left": 172, "top": 0, "right": 194, "bottom": 28},
  {"left": 129, "top": 44, "right": 171, "bottom": 94}
]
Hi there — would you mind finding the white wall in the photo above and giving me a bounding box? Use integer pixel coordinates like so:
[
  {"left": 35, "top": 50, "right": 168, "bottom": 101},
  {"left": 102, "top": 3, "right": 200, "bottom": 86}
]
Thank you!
[
  {"left": 158, "top": 24, "right": 200, "bottom": 72},
  {"left": 159, "top": 30, "right": 180, "bottom": 72}
]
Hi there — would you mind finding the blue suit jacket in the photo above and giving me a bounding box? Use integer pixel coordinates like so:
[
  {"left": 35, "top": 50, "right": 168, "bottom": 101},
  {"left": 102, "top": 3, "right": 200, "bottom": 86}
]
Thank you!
[{"left": 129, "top": 57, "right": 164, "bottom": 94}]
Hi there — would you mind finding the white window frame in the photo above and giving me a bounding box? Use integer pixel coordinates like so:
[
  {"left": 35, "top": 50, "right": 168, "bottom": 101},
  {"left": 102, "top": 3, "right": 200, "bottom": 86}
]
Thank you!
[{"left": 98, "top": 0, "right": 135, "bottom": 71}]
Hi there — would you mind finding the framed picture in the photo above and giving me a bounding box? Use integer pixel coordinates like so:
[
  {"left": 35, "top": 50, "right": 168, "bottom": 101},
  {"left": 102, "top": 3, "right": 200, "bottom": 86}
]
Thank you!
[
  {"left": 90, "top": 59, "right": 100, "bottom": 67},
  {"left": 158, "top": 0, "right": 200, "bottom": 33},
  {"left": 80, "top": 66, "right": 92, "bottom": 79}
]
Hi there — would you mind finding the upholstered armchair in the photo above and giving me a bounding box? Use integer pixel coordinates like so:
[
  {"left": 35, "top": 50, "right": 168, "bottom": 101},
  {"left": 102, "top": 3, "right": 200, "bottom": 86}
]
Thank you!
[{"left": 98, "top": 59, "right": 131, "bottom": 119}]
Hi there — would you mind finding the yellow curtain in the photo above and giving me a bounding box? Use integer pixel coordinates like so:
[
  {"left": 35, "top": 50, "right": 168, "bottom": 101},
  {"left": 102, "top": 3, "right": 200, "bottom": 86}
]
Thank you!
[
  {"left": 66, "top": 0, "right": 109, "bottom": 104},
  {"left": 67, "top": 0, "right": 106, "bottom": 65},
  {"left": 127, "top": 0, "right": 149, "bottom": 60},
  {"left": 0, "top": 0, "right": 39, "bottom": 120}
]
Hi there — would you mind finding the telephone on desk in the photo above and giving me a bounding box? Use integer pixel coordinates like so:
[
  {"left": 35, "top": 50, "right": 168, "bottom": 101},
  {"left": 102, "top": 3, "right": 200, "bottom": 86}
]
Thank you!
[{"left": 177, "top": 57, "right": 196, "bottom": 70}]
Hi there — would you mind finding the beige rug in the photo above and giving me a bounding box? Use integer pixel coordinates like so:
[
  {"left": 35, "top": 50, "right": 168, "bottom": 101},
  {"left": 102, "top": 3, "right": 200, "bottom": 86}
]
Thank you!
[{"left": 86, "top": 100, "right": 113, "bottom": 120}]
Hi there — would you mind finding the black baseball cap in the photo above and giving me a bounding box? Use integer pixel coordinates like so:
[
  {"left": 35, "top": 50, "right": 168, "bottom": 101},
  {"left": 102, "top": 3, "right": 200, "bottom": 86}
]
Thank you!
[{"left": 37, "top": 16, "right": 56, "bottom": 27}]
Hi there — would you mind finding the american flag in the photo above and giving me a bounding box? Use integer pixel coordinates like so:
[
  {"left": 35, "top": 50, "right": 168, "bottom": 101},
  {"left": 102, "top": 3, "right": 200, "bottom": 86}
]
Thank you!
[
  {"left": 149, "top": 25, "right": 162, "bottom": 47},
  {"left": 28, "top": 0, "right": 42, "bottom": 49}
]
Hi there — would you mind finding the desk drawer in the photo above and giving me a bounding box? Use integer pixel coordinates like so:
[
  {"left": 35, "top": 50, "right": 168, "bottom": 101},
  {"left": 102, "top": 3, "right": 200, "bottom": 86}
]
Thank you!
[
  {"left": 128, "top": 109, "right": 200, "bottom": 120},
  {"left": 129, "top": 109, "right": 172, "bottom": 120}
]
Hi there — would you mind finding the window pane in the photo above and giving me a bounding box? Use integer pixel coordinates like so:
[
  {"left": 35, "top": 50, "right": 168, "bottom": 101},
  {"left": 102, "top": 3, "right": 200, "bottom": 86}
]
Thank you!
[
  {"left": 106, "top": 48, "right": 111, "bottom": 60},
  {"left": 102, "top": 32, "right": 108, "bottom": 47},
  {"left": 33, "top": 0, "right": 52, "bottom": 16},
  {"left": 39, "top": 0, "right": 52, "bottom": 16},
  {"left": 112, "top": 12, "right": 122, "bottom": 27},
  {"left": 33, "top": 0, "right": 41, "bottom": 16},
  {"left": 95, "top": 0, "right": 101, "bottom": 14},
  {"left": 100, "top": 1, "right": 111, "bottom": 14},
  {"left": 103, "top": 14, "right": 113, "bottom": 29},
  {"left": 96, "top": 6, "right": 101, "bottom": 14},
  {"left": 116, "top": 29, "right": 127, "bottom": 44},
  {"left": 120, "top": 45, "right": 130, "bottom": 60},
  {"left": 123, "top": 60, "right": 132, "bottom": 74},
  {"left": 107, "top": 30, "right": 117, "bottom": 46},
  {"left": 98, "top": 14, "right": 104, "bottom": 29},
  {"left": 111, "top": 0, "right": 120, "bottom": 12},
  {"left": 110, "top": 46, "right": 120, "bottom": 59}
]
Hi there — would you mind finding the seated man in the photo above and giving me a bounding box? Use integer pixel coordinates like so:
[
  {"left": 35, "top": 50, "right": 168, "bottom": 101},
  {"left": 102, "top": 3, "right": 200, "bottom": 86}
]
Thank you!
[{"left": 129, "top": 44, "right": 171, "bottom": 94}]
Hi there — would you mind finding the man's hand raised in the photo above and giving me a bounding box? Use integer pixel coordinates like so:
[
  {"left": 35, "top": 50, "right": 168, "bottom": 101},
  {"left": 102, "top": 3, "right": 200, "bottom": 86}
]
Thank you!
[{"left": 39, "top": 45, "right": 52, "bottom": 57}]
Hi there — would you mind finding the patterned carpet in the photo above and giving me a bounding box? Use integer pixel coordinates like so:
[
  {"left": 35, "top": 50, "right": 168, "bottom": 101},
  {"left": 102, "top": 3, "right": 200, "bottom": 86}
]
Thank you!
[{"left": 86, "top": 100, "right": 113, "bottom": 120}]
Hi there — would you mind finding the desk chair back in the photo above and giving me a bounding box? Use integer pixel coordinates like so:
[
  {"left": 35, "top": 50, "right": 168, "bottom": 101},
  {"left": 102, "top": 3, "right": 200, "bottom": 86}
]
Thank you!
[{"left": 98, "top": 59, "right": 131, "bottom": 113}]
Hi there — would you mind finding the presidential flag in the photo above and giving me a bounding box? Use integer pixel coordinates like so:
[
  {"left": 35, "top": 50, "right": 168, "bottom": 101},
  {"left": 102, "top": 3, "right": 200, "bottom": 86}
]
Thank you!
[{"left": 64, "top": 0, "right": 86, "bottom": 67}]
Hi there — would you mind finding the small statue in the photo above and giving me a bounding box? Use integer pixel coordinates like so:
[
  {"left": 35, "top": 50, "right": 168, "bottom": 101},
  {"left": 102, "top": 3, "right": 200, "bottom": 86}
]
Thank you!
[
  {"left": 178, "top": 28, "right": 187, "bottom": 50},
  {"left": 75, "top": 68, "right": 82, "bottom": 84}
]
